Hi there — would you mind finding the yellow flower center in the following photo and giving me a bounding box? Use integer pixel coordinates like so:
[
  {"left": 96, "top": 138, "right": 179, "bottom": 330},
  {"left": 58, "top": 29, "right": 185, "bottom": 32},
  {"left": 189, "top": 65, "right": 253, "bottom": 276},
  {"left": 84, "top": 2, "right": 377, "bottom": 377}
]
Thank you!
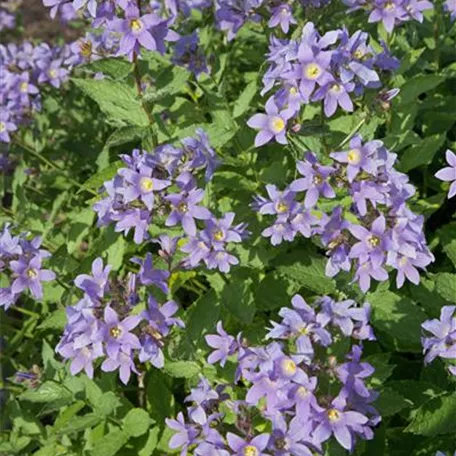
[
  {"left": 0, "top": 122, "right": 6, "bottom": 133},
  {"left": 79, "top": 40, "right": 93, "bottom": 57},
  {"left": 385, "top": 1, "right": 395, "bottom": 11},
  {"left": 270, "top": 116, "right": 285, "bottom": 133},
  {"left": 399, "top": 256, "right": 408, "bottom": 266},
  {"left": 20, "top": 82, "right": 29, "bottom": 92},
  {"left": 275, "top": 201, "right": 288, "bottom": 213},
  {"left": 110, "top": 326, "right": 122, "bottom": 338},
  {"left": 313, "top": 174, "right": 323, "bottom": 185},
  {"left": 354, "top": 49, "right": 364, "bottom": 59},
  {"left": 178, "top": 202, "right": 188, "bottom": 213},
  {"left": 299, "top": 326, "right": 310, "bottom": 335},
  {"left": 140, "top": 177, "right": 154, "bottom": 192},
  {"left": 304, "top": 63, "right": 322, "bottom": 80},
  {"left": 213, "top": 229, "right": 225, "bottom": 241},
  {"left": 347, "top": 148, "right": 361, "bottom": 165},
  {"left": 282, "top": 359, "right": 297, "bottom": 376},
  {"left": 27, "top": 268, "right": 38, "bottom": 279},
  {"left": 289, "top": 87, "right": 298, "bottom": 95},
  {"left": 48, "top": 69, "right": 58, "bottom": 79},
  {"left": 130, "top": 19, "right": 143, "bottom": 32},
  {"left": 297, "top": 386, "right": 309, "bottom": 398},
  {"left": 368, "top": 235, "right": 380, "bottom": 248},
  {"left": 330, "top": 83, "right": 342, "bottom": 94},
  {"left": 243, "top": 446, "right": 259, "bottom": 456},
  {"left": 275, "top": 438, "right": 287, "bottom": 449},
  {"left": 327, "top": 408, "right": 341, "bottom": 422}
]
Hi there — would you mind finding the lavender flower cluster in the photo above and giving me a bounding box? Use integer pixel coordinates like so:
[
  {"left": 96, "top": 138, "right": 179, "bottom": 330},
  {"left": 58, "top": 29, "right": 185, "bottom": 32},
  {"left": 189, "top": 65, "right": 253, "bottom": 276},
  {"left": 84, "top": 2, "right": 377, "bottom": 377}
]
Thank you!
[
  {"left": 343, "top": 0, "right": 433, "bottom": 33},
  {"left": 248, "top": 23, "right": 399, "bottom": 147},
  {"left": 253, "top": 134, "right": 434, "bottom": 292},
  {"left": 0, "top": 225, "right": 56, "bottom": 310},
  {"left": 167, "top": 294, "right": 378, "bottom": 454},
  {"left": 0, "top": 41, "right": 72, "bottom": 143},
  {"left": 422, "top": 306, "right": 456, "bottom": 377},
  {"left": 42, "top": 0, "right": 182, "bottom": 61},
  {"left": 94, "top": 129, "right": 248, "bottom": 273},
  {"left": 57, "top": 256, "right": 184, "bottom": 383}
]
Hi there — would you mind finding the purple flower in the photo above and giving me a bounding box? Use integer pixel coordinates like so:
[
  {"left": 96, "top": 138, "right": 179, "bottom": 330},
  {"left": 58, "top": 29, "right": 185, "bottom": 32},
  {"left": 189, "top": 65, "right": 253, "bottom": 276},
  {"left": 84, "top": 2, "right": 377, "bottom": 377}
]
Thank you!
[
  {"left": 314, "top": 394, "right": 369, "bottom": 450},
  {"left": 166, "top": 412, "right": 200, "bottom": 453},
  {"left": 111, "top": 5, "right": 165, "bottom": 58},
  {"left": 119, "top": 165, "right": 170, "bottom": 211},
  {"left": 132, "top": 252, "right": 169, "bottom": 293},
  {"left": 101, "top": 306, "right": 142, "bottom": 360},
  {"left": 205, "top": 321, "right": 238, "bottom": 366},
  {"left": 330, "top": 135, "right": 379, "bottom": 182},
  {"left": 247, "top": 98, "right": 294, "bottom": 147},
  {"left": 435, "top": 149, "right": 456, "bottom": 199},
  {"left": 74, "top": 257, "right": 111, "bottom": 300},
  {"left": 421, "top": 306, "right": 456, "bottom": 364},
  {"left": 348, "top": 215, "right": 388, "bottom": 269},
  {"left": 268, "top": 4, "right": 297, "bottom": 33},
  {"left": 0, "top": 111, "right": 17, "bottom": 143},
  {"left": 166, "top": 188, "right": 212, "bottom": 236},
  {"left": 289, "top": 153, "right": 336, "bottom": 208},
  {"left": 368, "top": 0, "right": 408, "bottom": 33},
  {"left": 101, "top": 346, "right": 139, "bottom": 384},
  {"left": 312, "top": 80, "right": 354, "bottom": 117},
  {"left": 226, "top": 433, "right": 270, "bottom": 456},
  {"left": 10, "top": 255, "right": 56, "bottom": 299},
  {"left": 444, "top": 0, "right": 456, "bottom": 21}
]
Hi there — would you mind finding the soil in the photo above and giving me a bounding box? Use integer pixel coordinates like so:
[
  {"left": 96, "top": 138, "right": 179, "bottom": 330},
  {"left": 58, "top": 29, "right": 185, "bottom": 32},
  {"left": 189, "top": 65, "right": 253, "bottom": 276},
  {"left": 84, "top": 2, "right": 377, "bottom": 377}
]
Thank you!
[{"left": 12, "top": 0, "right": 81, "bottom": 43}]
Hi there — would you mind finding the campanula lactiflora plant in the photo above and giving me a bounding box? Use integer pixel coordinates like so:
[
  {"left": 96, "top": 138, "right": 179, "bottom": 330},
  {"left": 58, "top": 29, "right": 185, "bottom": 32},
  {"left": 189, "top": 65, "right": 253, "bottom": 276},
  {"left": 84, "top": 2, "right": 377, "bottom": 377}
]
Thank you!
[{"left": 0, "top": 0, "right": 455, "bottom": 455}]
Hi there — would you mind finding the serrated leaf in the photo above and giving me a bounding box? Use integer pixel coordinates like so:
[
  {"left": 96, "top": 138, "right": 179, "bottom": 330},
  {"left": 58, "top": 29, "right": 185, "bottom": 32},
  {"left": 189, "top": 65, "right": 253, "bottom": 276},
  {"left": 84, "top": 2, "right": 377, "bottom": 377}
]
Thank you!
[
  {"left": 367, "top": 290, "right": 428, "bottom": 352},
  {"left": 163, "top": 360, "right": 201, "bottom": 378},
  {"left": 72, "top": 78, "right": 149, "bottom": 126},
  {"left": 83, "top": 58, "right": 133, "bottom": 79},
  {"left": 436, "top": 273, "right": 456, "bottom": 303},
  {"left": 19, "top": 381, "right": 72, "bottom": 404},
  {"left": 398, "top": 75, "right": 446, "bottom": 105},
  {"left": 274, "top": 247, "right": 336, "bottom": 295},
  {"left": 406, "top": 392, "right": 456, "bottom": 436},
  {"left": 90, "top": 429, "right": 129, "bottom": 456},
  {"left": 399, "top": 134, "right": 446, "bottom": 172}
]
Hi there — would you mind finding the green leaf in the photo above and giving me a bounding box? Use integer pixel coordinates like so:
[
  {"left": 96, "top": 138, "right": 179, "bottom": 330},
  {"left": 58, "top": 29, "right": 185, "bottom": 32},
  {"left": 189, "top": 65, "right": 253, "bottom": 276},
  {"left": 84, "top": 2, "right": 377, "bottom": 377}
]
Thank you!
[
  {"left": 72, "top": 78, "right": 149, "bottom": 126},
  {"left": 398, "top": 75, "right": 446, "bottom": 105},
  {"left": 123, "top": 408, "right": 152, "bottom": 438},
  {"left": 144, "top": 66, "right": 189, "bottom": 103},
  {"left": 375, "top": 387, "right": 410, "bottom": 417},
  {"left": 146, "top": 370, "right": 174, "bottom": 423},
  {"left": 83, "top": 160, "right": 123, "bottom": 191},
  {"left": 90, "top": 429, "right": 129, "bottom": 456},
  {"left": 232, "top": 80, "right": 257, "bottom": 119},
  {"left": 399, "top": 134, "right": 446, "bottom": 172},
  {"left": 19, "top": 381, "right": 72, "bottom": 405},
  {"left": 438, "top": 223, "right": 456, "bottom": 268},
  {"left": 406, "top": 392, "right": 456, "bottom": 436},
  {"left": 163, "top": 360, "right": 201, "bottom": 378},
  {"left": 221, "top": 277, "right": 256, "bottom": 324},
  {"left": 367, "top": 290, "right": 428, "bottom": 352},
  {"left": 38, "top": 308, "right": 66, "bottom": 331},
  {"left": 56, "top": 413, "right": 102, "bottom": 435},
  {"left": 436, "top": 273, "right": 456, "bottom": 303},
  {"left": 274, "top": 246, "right": 336, "bottom": 295},
  {"left": 83, "top": 58, "right": 133, "bottom": 79}
]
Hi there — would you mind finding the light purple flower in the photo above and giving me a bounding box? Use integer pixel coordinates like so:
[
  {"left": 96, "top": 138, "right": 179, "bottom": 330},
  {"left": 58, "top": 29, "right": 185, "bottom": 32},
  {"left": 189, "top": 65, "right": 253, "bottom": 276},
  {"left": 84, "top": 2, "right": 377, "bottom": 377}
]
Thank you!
[
  {"left": 247, "top": 98, "right": 294, "bottom": 147},
  {"left": 435, "top": 150, "right": 456, "bottom": 199}
]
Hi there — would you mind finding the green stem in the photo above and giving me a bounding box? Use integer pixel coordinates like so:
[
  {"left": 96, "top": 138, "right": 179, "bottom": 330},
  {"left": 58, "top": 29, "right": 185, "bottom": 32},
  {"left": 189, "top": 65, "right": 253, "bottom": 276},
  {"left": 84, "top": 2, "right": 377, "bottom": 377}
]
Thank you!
[{"left": 337, "top": 117, "right": 367, "bottom": 149}]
